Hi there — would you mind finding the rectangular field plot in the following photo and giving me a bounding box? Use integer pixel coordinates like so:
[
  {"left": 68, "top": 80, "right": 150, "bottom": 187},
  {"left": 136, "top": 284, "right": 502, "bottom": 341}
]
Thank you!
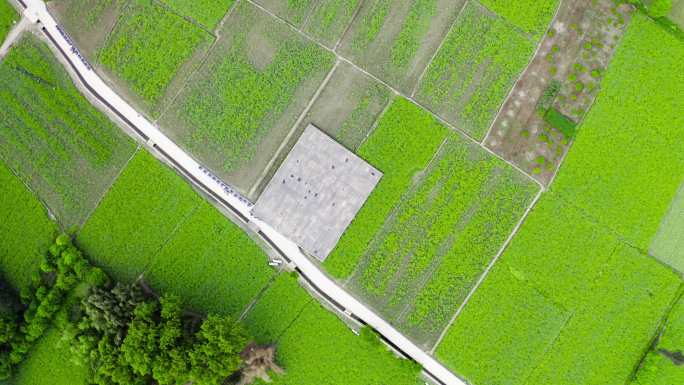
[
  {"left": 0, "top": 162, "right": 56, "bottom": 292},
  {"left": 145, "top": 201, "right": 275, "bottom": 317},
  {"left": 77, "top": 150, "right": 201, "bottom": 282},
  {"left": 253, "top": 0, "right": 316, "bottom": 26},
  {"left": 338, "top": 0, "right": 465, "bottom": 93},
  {"left": 48, "top": 0, "right": 126, "bottom": 56},
  {"left": 436, "top": 193, "right": 682, "bottom": 385},
  {"left": 161, "top": 0, "right": 234, "bottom": 29},
  {"left": 303, "top": 0, "right": 362, "bottom": 48},
  {"left": 0, "top": 36, "right": 136, "bottom": 228},
  {"left": 415, "top": 0, "right": 535, "bottom": 139},
  {"left": 97, "top": 0, "right": 213, "bottom": 115},
  {"left": 161, "top": 1, "right": 334, "bottom": 196},
  {"left": 324, "top": 98, "right": 448, "bottom": 278},
  {"left": 0, "top": 0, "right": 18, "bottom": 43},
  {"left": 551, "top": 14, "right": 684, "bottom": 250},
  {"left": 631, "top": 295, "right": 684, "bottom": 385},
  {"left": 479, "top": 0, "right": 558, "bottom": 38}
]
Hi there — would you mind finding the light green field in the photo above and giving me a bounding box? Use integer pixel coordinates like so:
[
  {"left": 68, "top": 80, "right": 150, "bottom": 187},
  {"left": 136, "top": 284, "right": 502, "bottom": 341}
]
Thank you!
[
  {"left": 0, "top": 162, "right": 56, "bottom": 292},
  {"left": 161, "top": 0, "right": 234, "bottom": 29},
  {"left": 416, "top": 0, "right": 534, "bottom": 139},
  {"left": 478, "top": 0, "right": 558, "bottom": 38},
  {"left": 551, "top": 14, "right": 684, "bottom": 250},
  {"left": 0, "top": 36, "right": 136, "bottom": 228},
  {"left": 650, "top": 181, "right": 684, "bottom": 272},
  {"left": 0, "top": 0, "right": 17, "bottom": 43}
]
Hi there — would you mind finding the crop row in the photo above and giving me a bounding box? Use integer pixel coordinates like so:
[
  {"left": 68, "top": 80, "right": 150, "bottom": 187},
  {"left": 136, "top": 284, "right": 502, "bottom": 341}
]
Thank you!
[
  {"left": 350, "top": 133, "right": 537, "bottom": 343},
  {"left": 0, "top": 162, "right": 56, "bottom": 292},
  {"left": 161, "top": 0, "right": 235, "bottom": 29},
  {"left": 98, "top": 0, "right": 212, "bottom": 113},
  {"left": 415, "top": 0, "right": 534, "bottom": 139},
  {"left": 478, "top": 0, "right": 559, "bottom": 38},
  {"left": 0, "top": 36, "right": 135, "bottom": 227},
  {"left": 437, "top": 193, "right": 681, "bottom": 385},
  {"left": 324, "top": 97, "right": 448, "bottom": 278},
  {"left": 0, "top": 0, "right": 17, "bottom": 43},
  {"left": 303, "top": 0, "right": 362, "bottom": 47},
  {"left": 550, "top": 14, "right": 684, "bottom": 250}
]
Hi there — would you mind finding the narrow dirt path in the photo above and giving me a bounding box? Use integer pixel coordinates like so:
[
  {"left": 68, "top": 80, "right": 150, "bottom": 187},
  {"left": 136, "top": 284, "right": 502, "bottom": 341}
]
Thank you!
[{"left": 0, "top": 16, "right": 29, "bottom": 59}]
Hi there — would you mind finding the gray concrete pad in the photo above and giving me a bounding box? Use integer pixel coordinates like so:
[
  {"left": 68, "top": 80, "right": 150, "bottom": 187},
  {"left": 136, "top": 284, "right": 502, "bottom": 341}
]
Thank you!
[{"left": 253, "top": 124, "right": 382, "bottom": 261}]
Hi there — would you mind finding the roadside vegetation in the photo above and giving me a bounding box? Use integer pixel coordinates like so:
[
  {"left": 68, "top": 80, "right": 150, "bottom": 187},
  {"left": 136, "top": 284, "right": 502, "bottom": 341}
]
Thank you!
[
  {"left": 98, "top": 0, "right": 212, "bottom": 114},
  {"left": 0, "top": 0, "right": 17, "bottom": 43},
  {"left": 162, "top": 1, "right": 334, "bottom": 194},
  {"left": 415, "top": 0, "right": 534, "bottom": 139},
  {"left": 0, "top": 36, "right": 136, "bottom": 228},
  {"left": 161, "top": 0, "right": 235, "bottom": 29}
]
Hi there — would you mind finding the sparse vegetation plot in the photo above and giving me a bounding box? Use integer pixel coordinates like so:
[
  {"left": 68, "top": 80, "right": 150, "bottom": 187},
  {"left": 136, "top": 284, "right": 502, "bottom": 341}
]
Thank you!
[
  {"left": 0, "top": 0, "right": 18, "bottom": 43},
  {"left": 161, "top": 0, "right": 235, "bottom": 29},
  {"left": 478, "top": 0, "right": 559, "bottom": 37},
  {"left": 254, "top": 0, "right": 316, "bottom": 26},
  {"left": 162, "top": 1, "right": 334, "bottom": 194},
  {"left": 339, "top": 0, "right": 465, "bottom": 93},
  {"left": 0, "top": 36, "right": 136, "bottom": 228},
  {"left": 303, "top": 0, "right": 361, "bottom": 47},
  {"left": 98, "top": 0, "right": 212, "bottom": 113},
  {"left": 416, "top": 1, "right": 534, "bottom": 139}
]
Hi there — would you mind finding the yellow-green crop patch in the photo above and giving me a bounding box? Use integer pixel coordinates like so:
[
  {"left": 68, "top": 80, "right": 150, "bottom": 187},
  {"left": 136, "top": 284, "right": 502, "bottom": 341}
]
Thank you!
[
  {"left": 551, "top": 14, "right": 684, "bottom": 250},
  {"left": 0, "top": 162, "right": 56, "bottom": 292},
  {"left": 161, "top": 0, "right": 234, "bottom": 29},
  {"left": 415, "top": 0, "right": 535, "bottom": 139},
  {"left": 436, "top": 193, "right": 682, "bottom": 385},
  {"left": 478, "top": 0, "right": 558, "bottom": 38},
  {"left": 0, "top": 0, "right": 18, "bottom": 43},
  {"left": 0, "top": 36, "right": 136, "bottom": 228},
  {"left": 161, "top": 1, "right": 334, "bottom": 195},
  {"left": 97, "top": 0, "right": 212, "bottom": 115},
  {"left": 338, "top": 0, "right": 466, "bottom": 93}
]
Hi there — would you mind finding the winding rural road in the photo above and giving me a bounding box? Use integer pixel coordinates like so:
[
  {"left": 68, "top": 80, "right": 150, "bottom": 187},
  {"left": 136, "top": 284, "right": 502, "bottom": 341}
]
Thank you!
[{"left": 17, "top": 1, "right": 467, "bottom": 384}]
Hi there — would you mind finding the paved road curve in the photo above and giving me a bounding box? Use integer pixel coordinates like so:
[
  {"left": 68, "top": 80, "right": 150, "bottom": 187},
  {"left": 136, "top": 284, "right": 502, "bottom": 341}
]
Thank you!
[{"left": 20, "top": 1, "right": 467, "bottom": 384}]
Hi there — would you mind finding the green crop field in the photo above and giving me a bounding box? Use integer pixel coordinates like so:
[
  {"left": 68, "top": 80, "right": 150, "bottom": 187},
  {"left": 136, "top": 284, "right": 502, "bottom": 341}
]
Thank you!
[
  {"left": 338, "top": 0, "right": 465, "bottom": 93},
  {"left": 0, "top": 36, "right": 136, "bottom": 228},
  {"left": 325, "top": 98, "right": 448, "bottom": 278},
  {"left": 77, "top": 150, "right": 201, "bottom": 282},
  {"left": 478, "top": 0, "right": 558, "bottom": 38},
  {"left": 650, "top": 181, "right": 684, "bottom": 272},
  {"left": 303, "top": 0, "right": 361, "bottom": 48},
  {"left": 436, "top": 193, "right": 682, "bottom": 385},
  {"left": 0, "top": 0, "right": 17, "bottom": 43},
  {"left": 144, "top": 200, "right": 275, "bottom": 317},
  {"left": 415, "top": 0, "right": 534, "bottom": 139},
  {"left": 161, "top": 0, "right": 234, "bottom": 29},
  {"left": 255, "top": 0, "right": 315, "bottom": 26},
  {"left": 0, "top": 162, "right": 56, "bottom": 291},
  {"left": 161, "top": 1, "right": 334, "bottom": 195},
  {"left": 8, "top": 329, "right": 88, "bottom": 385},
  {"left": 551, "top": 14, "right": 684, "bottom": 250},
  {"left": 98, "top": 0, "right": 212, "bottom": 114},
  {"left": 325, "top": 98, "right": 537, "bottom": 345},
  {"left": 632, "top": 294, "right": 684, "bottom": 385}
]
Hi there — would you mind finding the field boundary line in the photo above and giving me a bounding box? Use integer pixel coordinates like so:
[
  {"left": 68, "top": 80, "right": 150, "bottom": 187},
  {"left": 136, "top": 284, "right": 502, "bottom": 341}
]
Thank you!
[
  {"left": 298, "top": 0, "right": 321, "bottom": 32},
  {"left": 151, "top": 0, "right": 215, "bottom": 36},
  {"left": 409, "top": 0, "right": 469, "bottom": 98},
  {"left": 244, "top": 0, "right": 542, "bottom": 189},
  {"left": 355, "top": 90, "right": 396, "bottom": 151},
  {"left": 77, "top": 144, "right": 141, "bottom": 230},
  {"left": 247, "top": 59, "right": 340, "bottom": 198},
  {"left": 237, "top": 269, "right": 284, "bottom": 321},
  {"left": 479, "top": 0, "right": 564, "bottom": 149},
  {"left": 429, "top": 187, "right": 543, "bottom": 354},
  {"left": 333, "top": 0, "right": 365, "bottom": 51}
]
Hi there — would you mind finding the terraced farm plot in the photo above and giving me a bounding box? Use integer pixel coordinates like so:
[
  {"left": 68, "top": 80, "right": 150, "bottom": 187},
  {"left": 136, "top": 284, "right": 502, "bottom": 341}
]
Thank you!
[
  {"left": 0, "top": 36, "right": 136, "bottom": 228},
  {"left": 478, "top": 0, "right": 559, "bottom": 38},
  {"left": 338, "top": 0, "right": 465, "bottom": 93},
  {"left": 254, "top": 0, "right": 316, "bottom": 26},
  {"left": 325, "top": 98, "right": 538, "bottom": 345},
  {"left": 98, "top": 0, "right": 213, "bottom": 115},
  {"left": 145, "top": 200, "right": 275, "bottom": 317},
  {"left": 325, "top": 98, "right": 449, "bottom": 278},
  {"left": 161, "top": 1, "right": 334, "bottom": 196},
  {"left": 161, "top": 0, "right": 234, "bottom": 29},
  {"left": 77, "top": 150, "right": 201, "bottom": 282},
  {"left": 0, "top": 162, "right": 56, "bottom": 292},
  {"left": 415, "top": 0, "right": 535, "bottom": 139},
  {"left": 49, "top": 0, "right": 127, "bottom": 56},
  {"left": 631, "top": 295, "right": 684, "bottom": 385},
  {"left": 436, "top": 193, "right": 682, "bottom": 385},
  {"left": 0, "top": 0, "right": 18, "bottom": 44},
  {"left": 303, "top": 0, "right": 362, "bottom": 48},
  {"left": 551, "top": 13, "right": 684, "bottom": 249}
]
